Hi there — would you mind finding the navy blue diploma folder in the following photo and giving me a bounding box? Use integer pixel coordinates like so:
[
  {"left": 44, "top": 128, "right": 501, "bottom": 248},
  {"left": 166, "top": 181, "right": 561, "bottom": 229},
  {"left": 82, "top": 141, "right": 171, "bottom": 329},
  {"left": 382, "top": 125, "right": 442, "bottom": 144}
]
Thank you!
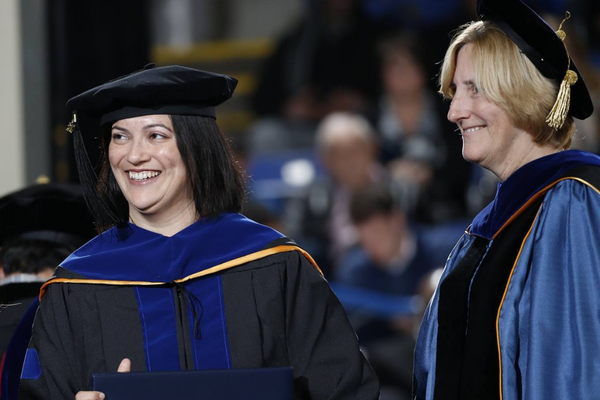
[{"left": 90, "top": 367, "right": 293, "bottom": 400}]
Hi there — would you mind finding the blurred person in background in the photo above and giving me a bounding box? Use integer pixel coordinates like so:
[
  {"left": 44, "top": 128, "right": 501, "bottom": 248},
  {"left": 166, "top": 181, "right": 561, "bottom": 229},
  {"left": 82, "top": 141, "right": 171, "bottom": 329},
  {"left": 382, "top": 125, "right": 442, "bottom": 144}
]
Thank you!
[
  {"left": 414, "top": 0, "right": 600, "bottom": 398},
  {"left": 332, "top": 183, "right": 463, "bottom": 400},
  {"left": 376, "top": 34, "right": 472, "bottom": 223},
  {"left": 248, "top": 0, "right": 382, "bottom": 155},
  {"left": 0, "top": 184, "right": 95, "bottom": 400},
  {"left": 0, "top": 184, "right": 95, "bottom": 356},
  {"left": 286, "top": 112, "right": 388, "bottom": 277},
  {"left": 336, "top": 183, "right": 463, "bottom": 308}
]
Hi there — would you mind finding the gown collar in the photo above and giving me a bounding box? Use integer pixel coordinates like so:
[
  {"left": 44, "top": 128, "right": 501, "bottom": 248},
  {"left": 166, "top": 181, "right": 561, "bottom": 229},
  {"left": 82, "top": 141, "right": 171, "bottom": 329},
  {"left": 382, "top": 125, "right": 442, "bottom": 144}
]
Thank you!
[
  {"left": 60, "top": 213, "right": 285, "bottom": 282},
  {"left": 470, "top": 150, "right": 600, "bottom": 239}
]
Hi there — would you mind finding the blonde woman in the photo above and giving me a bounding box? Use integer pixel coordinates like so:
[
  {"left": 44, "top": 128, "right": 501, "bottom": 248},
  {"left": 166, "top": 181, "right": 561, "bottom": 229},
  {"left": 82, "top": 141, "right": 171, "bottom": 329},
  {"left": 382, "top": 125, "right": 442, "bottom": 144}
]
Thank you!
[{"left": 413, "top": 0, "right": 600, "bottom": 399}]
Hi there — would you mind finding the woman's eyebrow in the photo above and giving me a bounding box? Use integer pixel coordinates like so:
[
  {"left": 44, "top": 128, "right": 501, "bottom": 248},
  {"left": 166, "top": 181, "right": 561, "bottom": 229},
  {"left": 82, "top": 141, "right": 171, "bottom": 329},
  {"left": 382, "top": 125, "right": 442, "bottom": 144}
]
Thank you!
[
  {"left": 143, "top": 123, "right": 173, "bottom": 132},
  {"left": 453, "top": 79, "right": 474, "bottom": 87},
  {"left": 111, "top": 125, "right": 128, "bottom": 132}
]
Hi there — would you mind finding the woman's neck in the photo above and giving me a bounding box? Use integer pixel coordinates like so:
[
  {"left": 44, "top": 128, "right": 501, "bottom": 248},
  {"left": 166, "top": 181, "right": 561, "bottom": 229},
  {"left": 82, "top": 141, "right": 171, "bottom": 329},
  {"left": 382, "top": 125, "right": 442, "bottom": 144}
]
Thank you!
[
  {"left": 494, "top": 143, "right": 559, "bottom": 182},
  {"left": 129, "top": 201, "right": 198, "bottom": 237}
]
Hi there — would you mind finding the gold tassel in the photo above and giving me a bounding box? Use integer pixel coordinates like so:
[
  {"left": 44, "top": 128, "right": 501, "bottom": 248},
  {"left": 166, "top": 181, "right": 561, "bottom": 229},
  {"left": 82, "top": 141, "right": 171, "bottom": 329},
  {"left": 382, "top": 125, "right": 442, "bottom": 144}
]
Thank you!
[
  {"left": 546, "top": 69, "right": 578, "bottom": 130},
  {"left": 66, "top": 114, "right": 77, "bottom": 133},
  {"left": 545, "top": 11, "right": 577, "bottom": 130}
]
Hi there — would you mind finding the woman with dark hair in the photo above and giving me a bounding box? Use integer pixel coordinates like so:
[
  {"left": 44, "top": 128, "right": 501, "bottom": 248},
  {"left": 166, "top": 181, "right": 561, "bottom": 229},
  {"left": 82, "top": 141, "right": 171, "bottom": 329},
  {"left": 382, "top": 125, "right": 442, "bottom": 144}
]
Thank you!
[
  {"left": 413, "top": 0, "right": 600, "bottom": 399},
  {"left": 18, "top": 65, "right": 379, "bottom": 400},
  {"left": 93, "top": 114, "right": 246, "bottom": 233}
]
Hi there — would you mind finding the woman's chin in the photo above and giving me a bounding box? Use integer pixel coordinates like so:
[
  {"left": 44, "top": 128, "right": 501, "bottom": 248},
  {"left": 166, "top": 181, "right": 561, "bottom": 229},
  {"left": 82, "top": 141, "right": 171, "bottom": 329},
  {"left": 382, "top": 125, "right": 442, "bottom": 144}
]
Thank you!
[
  {"left": 128, "top": 201, "right": 161, "bottom": 217},
  {"left": 461, "top": 150, "right": 482, "bottom": 165}
]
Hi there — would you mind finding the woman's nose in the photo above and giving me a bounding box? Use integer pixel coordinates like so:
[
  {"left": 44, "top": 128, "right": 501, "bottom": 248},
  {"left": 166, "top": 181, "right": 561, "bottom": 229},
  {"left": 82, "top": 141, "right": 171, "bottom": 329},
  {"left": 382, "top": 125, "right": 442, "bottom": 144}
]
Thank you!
[
  {"left": 126, "top": 142, "right": 151, "bottom": 165},
  {"left": 447, "top": 94, "right": 470, "bottom": 124}
]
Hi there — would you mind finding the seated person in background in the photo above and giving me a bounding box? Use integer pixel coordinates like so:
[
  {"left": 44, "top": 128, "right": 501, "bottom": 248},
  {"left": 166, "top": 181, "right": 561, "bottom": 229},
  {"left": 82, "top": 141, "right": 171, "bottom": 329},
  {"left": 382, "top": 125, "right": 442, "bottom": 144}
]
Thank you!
[
  {"left": 0, "top": 184, "right": 95, "bottom": 357},
  {"left": 335, "top": 183, "right": 464, "bottom": 300},
  {"left": 0, "top": 183, "right": 95, "bottom": 400},
  {"left": 376, "top": 34, "right": 472, "bottom": 223},
  {"left": 247, "top": 0, "right": 382, "bottom": 155},
  {"left": 332, "top": 184, "right": 463, "bottom": 400},
  {"left": 377, "top": 35, "right": 446, "bottom": 194},
  {"left": 334, "top": 184, "right": 466, "bottom": 400},
  {"left": 286, "top": 112, "right": 388, "bottom": 277}
]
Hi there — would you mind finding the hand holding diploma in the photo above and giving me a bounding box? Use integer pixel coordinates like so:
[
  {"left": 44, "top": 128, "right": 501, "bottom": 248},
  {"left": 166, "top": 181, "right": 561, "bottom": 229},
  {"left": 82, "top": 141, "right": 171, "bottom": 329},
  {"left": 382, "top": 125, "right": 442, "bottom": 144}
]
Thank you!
[{"left": 75, "top": 358, "right": 130, "bottom": 400}]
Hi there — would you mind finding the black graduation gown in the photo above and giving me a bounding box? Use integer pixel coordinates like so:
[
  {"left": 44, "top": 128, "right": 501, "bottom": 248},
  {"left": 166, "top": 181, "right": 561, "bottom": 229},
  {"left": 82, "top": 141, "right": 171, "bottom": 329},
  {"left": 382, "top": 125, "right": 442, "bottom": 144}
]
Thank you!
[
  {"left": 0, "top": 283, "right": 41, "bottom": 357},
  {"left": 19, "top": 214, "right": 379, "bottom": 400}
]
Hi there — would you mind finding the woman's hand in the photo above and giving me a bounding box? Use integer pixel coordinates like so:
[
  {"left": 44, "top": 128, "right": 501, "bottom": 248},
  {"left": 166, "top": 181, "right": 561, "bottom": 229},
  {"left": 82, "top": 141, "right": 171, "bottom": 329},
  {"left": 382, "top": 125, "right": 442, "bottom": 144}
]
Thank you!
[
  {"left": 74, "top": 391, "right": 105, "bottom": 400},
  {"left": 116, "top": 358, "right": 131, "bottom": 372},
  {"left": 74, "top": 358, "right": 131, "bottom": 399}
]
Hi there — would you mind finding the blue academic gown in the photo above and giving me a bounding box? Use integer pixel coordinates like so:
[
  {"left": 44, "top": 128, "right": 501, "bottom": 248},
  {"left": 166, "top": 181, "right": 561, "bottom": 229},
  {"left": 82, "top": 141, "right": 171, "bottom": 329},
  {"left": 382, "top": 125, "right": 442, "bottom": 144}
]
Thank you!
[{"left": 413, "top": 150, "right": 600, "bottom": 400}]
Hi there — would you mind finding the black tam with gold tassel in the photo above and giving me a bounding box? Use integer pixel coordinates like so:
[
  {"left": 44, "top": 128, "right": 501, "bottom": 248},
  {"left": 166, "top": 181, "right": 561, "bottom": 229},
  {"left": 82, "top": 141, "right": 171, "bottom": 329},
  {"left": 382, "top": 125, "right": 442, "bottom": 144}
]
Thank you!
[
  {"left": 545, "top": 13, "right": 578, "bottom": 130},
  {"left": 65, "top": 65, "right": 237, "bottom": 231},
  {"left": 477, "top": 0, "right": 594, "bottom": 128}
]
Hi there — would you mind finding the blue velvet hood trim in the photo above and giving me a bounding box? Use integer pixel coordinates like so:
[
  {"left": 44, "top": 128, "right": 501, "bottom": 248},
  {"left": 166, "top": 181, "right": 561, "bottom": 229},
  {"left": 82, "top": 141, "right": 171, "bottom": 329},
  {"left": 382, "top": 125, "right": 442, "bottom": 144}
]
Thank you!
[
  {"left": 59, "top": 213, "right": 285, "bottom": 282},
  {"left": 470, "top": 150, "right": 600, "bottom": 239}
]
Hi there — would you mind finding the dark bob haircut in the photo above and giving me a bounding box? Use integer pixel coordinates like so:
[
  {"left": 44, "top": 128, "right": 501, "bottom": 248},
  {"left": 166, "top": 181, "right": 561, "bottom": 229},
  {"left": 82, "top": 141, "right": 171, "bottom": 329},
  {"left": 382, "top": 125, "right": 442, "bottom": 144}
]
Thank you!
[{"left": 90, "top": 115, "right": 246, "bottom": 232}]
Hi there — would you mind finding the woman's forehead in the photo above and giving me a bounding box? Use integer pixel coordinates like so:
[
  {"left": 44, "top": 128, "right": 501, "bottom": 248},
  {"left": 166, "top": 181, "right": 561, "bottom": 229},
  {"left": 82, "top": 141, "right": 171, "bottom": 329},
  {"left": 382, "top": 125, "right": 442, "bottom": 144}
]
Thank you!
[
  {"left": 112, "top": 114, "right": 173, "bottom": 129},
  {"left": 453, "top": 45, "right": 475, "bottom": 80}
]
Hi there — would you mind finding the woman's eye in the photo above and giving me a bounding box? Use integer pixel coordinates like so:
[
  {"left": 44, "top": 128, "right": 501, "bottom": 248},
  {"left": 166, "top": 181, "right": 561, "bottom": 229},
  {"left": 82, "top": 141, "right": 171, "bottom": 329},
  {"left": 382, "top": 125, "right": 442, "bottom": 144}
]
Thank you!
[
  {"left": 111, "top": 133, "right": 127, "bottom": 140},
  {"left": 470, "top": 84, "right": 479, "bottom": 94},
  {"left": 150, "top": 132, "right": 166, "bottom": 140}
]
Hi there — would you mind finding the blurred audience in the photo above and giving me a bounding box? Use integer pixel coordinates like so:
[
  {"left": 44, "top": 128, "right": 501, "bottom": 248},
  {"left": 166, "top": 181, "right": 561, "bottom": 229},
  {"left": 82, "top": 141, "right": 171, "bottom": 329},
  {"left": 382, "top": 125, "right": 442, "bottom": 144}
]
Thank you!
[
  {"left": 376, "top": 33, "right": 473, "bottom": 223},
  {"left": 376, "top": 35, "right": 445, "bottom": 214},
  {"left": 0, "top": 184, "right": 95, "bottom": 355},
  {"left": 248, "top": 0, "right": 383, "bottom": 155},
  {"left": 0, "top": 184, "right": 95, "bottom": 400},
  {"left": 286, "top": 112, "right": 388, "bottom": 277},
  {"left": 331, "top": 184, "right": 463, "bottom": 399},
  {"left": 335, "top": 183, "right": 462, "bottom": 299},
  {"left": 335, "top": 183, "right": 464, "bottom": 338}
]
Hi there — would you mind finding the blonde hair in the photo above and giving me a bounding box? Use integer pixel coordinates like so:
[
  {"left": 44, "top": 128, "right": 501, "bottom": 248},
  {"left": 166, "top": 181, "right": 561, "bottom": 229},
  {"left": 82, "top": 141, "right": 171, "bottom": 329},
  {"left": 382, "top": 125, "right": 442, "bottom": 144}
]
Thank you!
[{"left": 439, "top": 21, "right": 575, "bottom": 149}]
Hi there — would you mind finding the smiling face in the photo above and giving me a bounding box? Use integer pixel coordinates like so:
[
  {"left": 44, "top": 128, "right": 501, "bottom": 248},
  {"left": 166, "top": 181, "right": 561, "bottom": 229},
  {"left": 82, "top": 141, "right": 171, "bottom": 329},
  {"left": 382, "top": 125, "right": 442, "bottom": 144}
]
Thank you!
[
  {"left": 108, "top": 114, "right": 195, "bottom": 225},
  {"left": 448, "top": 44, "right": 535, "bottom": 179}
]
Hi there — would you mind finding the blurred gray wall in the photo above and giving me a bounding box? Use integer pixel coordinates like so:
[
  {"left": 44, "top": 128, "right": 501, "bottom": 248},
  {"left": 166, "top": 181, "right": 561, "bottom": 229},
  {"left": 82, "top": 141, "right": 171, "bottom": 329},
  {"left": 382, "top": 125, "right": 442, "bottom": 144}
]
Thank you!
[
  {"left": 152, "top": 0, "right": 302, "bottom": 44},
  {"left": 0, "top": 0, "right": 50, "bottom": 197},
  {"left": 0, "top": 0, "right": 25, "bottom": 197}
]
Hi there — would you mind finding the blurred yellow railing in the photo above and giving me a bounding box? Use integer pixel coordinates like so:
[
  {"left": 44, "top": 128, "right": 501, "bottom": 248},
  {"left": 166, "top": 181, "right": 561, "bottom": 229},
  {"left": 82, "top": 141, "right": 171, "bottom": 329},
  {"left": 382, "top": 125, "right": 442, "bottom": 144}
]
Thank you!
[{"left": 151, "top": 38, "right": 274, "bottom": 65}]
